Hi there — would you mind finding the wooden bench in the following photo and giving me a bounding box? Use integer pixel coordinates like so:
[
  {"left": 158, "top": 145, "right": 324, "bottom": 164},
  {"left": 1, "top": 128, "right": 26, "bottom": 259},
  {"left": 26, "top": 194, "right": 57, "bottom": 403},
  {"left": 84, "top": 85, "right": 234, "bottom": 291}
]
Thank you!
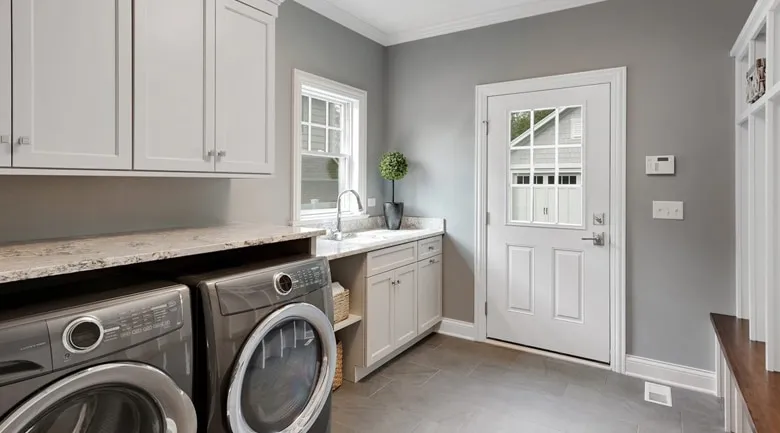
[{"left": 711, "top": 313, "right": 780, "bottom": 433}]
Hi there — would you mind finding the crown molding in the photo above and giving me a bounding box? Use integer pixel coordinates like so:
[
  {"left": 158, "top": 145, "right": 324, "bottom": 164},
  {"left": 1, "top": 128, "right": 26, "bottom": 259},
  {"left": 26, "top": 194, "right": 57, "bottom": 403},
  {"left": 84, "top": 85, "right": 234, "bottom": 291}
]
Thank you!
[
  {"left": 295, "top": 0, "right": 607, "bottom": 47},
  {"left": 386, "top": 0, "right": 608, "bottom": 45},
  {"left": 294, "top": 0, "right": 391, "bottom": 46}
]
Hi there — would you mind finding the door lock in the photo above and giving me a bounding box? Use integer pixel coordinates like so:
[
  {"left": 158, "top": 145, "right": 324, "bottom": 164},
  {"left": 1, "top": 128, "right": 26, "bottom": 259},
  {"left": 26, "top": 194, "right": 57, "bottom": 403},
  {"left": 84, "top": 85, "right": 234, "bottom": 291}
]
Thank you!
[
  {"left": 593, "top": 213, "right": 606, "bottom": 225},
  {"left": 582, "top": 232, "right": 605, "bottom": 246}
]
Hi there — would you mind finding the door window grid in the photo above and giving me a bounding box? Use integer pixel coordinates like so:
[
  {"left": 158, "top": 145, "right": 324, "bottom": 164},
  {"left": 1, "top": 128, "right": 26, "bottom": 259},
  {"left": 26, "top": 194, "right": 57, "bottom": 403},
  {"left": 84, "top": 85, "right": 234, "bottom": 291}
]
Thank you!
[{"left": 509, "top": 106, "right": 584, "bottom": 226}]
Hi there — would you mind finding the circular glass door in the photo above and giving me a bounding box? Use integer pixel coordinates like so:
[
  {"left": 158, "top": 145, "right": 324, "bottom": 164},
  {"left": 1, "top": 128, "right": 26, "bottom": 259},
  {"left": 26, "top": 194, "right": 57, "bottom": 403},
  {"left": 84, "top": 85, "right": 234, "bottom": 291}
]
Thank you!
[
  {"left": 0, "top": 363, "right": 196, "bottom": 433},
  {"left": 227, "top": 303, "right": 336, "bottom": 433}
]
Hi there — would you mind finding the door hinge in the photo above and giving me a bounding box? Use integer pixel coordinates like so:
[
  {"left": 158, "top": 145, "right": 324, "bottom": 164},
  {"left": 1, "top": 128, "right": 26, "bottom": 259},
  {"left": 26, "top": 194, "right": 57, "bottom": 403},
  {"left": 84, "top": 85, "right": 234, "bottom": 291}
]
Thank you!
[
  {"left": 485, "top": 301, "right": 488, "bottom": 316},
  {"left": 486, "top": 212, "right": 490, "bottom": 225},
  {"left": 483, "top": 120, "right": 489, "bottom": 135}
]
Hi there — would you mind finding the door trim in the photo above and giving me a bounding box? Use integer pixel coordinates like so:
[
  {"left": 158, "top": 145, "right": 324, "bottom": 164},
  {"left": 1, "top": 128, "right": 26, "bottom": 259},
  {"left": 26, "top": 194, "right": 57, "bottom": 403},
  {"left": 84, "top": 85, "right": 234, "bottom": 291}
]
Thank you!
[{"left": 474, "top": 67, "right": 627, "bottom": 373}]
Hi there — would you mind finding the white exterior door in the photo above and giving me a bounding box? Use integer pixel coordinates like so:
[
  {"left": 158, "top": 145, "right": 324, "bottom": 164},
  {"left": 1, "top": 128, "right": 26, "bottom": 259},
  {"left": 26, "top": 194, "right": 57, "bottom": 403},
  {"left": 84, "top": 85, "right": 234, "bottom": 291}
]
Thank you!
[
  {"left": 366, "top": 271, "right": 394, "bottom": 366},
  {"left": 393, "top": 264, "right": 418, "bottom": 347},
  {"left": 417, "top": 256, "right": 443, "bottom": 332},
  {"left": 12, "top": 0, "right": 132, "bottom": 170},
  {"left": 215, "top": 0, "right": 275, "bottom": 174},
  {"left": 0, "top": 0, "right": 9, "bottom": 167},
  {"left": 486, "top": 84, "right": 612, "bottom": 363},
  {"left": 133, "top": 0, "right": 215, "bottom": 172}
]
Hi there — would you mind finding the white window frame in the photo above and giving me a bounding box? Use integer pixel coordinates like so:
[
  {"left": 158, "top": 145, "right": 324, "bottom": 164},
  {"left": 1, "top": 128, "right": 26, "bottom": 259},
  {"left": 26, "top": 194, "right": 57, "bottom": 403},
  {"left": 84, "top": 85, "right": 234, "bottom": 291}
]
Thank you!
[{"left": 292, "top": 70, "right": 367, "bottom": 224}]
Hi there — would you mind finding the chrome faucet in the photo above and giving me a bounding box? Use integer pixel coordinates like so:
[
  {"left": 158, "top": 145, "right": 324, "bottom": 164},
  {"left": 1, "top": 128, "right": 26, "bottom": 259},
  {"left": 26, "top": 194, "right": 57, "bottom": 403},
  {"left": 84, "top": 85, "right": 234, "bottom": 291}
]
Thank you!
[{"left": 334, "top": 189, "right": 364, "bottom": 241}]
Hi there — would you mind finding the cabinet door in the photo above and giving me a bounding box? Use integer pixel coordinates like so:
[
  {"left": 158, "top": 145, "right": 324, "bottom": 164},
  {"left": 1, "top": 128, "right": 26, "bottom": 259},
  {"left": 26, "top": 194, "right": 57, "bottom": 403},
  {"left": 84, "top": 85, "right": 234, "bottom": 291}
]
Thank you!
[
  {"left": 417, "top": 256, "right": 443, "bottom": 332},
  {"left": 12, "top": 0, "right": 132, "bottom": 169},
  {"left": 215, "top": 0, "right": 275, "bottom": 174},
  {"left": 0, "top": 0, "right": 9, "bottom": 167},
  {"left": 393, "top": 264, "right": 418, "bottom": 348},
  {"left": 134, "top": 0, "right": 215, "bottom": 172},
  {"left": 366, "top": 270, "right": 395, "bottom": 366}
]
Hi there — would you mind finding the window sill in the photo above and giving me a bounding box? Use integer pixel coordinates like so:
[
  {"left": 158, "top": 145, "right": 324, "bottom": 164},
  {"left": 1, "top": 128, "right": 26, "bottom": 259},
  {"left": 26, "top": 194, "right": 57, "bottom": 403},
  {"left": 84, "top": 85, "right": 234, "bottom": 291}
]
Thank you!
[{"left": 290, "top": 213, "right": 369, "bottom": 227}]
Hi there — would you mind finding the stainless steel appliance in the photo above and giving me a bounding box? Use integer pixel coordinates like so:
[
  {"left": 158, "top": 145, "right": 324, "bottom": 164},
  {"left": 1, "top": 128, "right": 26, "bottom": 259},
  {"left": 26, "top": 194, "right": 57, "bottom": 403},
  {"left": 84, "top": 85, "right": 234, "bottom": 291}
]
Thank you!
[
  {"left": 0, "top": 279, "right": 197, "bottom": 433},
  {"left": 179, "top": 255, "right": 336, "bottom": 433}
]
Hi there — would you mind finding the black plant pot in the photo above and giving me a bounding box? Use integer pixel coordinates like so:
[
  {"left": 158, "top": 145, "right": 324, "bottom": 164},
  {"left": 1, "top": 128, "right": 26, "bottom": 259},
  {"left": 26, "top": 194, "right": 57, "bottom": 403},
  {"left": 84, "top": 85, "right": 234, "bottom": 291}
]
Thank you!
[{"left": 383, "top": 202, "right": 404, "bottom": 230}]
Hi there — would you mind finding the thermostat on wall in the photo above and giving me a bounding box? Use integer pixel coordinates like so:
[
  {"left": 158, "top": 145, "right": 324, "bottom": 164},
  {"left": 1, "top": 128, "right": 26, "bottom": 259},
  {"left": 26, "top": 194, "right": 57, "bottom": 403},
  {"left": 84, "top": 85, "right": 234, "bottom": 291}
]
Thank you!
[{"left": 646, "top": 156, "right": 676, "bottom": 175}]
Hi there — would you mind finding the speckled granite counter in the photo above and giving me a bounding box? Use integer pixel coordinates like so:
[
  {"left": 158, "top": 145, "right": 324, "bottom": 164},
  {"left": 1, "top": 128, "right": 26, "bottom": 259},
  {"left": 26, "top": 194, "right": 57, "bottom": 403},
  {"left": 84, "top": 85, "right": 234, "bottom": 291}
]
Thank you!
[{"left": 0, "top": 224, "right": 326, "bottom": 284}]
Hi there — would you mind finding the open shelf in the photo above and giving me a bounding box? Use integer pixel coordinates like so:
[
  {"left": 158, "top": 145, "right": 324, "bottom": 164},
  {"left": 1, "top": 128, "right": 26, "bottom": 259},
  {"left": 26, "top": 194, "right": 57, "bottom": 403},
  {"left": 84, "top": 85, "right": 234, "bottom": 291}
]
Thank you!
[{"left": 334, "top": 314, "right": 362, "bottom": 332}]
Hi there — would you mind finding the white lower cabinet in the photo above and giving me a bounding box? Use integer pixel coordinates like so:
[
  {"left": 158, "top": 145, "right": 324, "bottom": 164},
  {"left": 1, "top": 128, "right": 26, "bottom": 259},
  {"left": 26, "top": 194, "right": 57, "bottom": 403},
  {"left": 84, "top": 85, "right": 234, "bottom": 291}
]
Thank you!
[
  {"left": 393, "top": 264, "right": 418, "bottom": 348},
  {"left": 417, "top": 255, "right": 443, "bottom": 333},
  {"left": 366, "top": 271, "right": 395, "bottom": 366}
]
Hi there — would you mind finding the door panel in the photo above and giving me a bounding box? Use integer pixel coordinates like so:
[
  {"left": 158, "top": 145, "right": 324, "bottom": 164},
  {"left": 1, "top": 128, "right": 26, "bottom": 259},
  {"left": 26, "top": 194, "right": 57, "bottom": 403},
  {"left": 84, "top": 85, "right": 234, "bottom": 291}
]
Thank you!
[
  {"left": 134, "top": 0, "right": 215, "bottom": 172},
  {"left": 393, "top": 264, "right": 418, "bottom": 347},
  {"left": 12, "top": 0, "right": 132, "bottom": 169},
  {"left": 417, "top": 257, "right": 442, "bottom": 332},
  {"left": 486, "top": 84, "right": 611, "bottom": 363},
  {"left": 366, "top": 271, "right": 394, "bottom": 366},
  {"left": 0, "top": 0, "right": 9, "bottom": 167},
  {"left": 215, "top": 1, "right": 274, "bottom": 174}
]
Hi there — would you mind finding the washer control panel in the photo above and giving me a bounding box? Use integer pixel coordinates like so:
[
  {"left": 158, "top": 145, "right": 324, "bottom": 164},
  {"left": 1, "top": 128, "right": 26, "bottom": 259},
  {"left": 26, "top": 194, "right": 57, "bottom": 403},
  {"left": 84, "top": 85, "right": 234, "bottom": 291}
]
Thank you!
[{"left": 48, "top": 291, "right": 184, "bottom": 368}]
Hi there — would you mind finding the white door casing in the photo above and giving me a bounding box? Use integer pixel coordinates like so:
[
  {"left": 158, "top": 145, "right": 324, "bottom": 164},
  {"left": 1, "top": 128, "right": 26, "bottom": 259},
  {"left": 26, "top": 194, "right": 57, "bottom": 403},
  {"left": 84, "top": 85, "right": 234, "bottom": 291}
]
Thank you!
[
  {"left": 393, "top": 263, "right": 418, "bottom": 347},
  {"left": 12, "top": 0, "right": 132, "bottom": 169},
  {"left": 134, "top": 0, "right": 215, "bottom": 172},
  {"left": 215, "top": 0, "right": 275, "bottom": 174},
  {"left": 475, "top": 68, "right": 626, "bottom": 371},
  {"left": 486, "top": 84, "right": 611, "bottom": 363},
  {"left": 366, "top": 271, "right": 394, "bottom": 366},
  {"left": 0, "top": 0, "right": 9, "bottom": 167}
]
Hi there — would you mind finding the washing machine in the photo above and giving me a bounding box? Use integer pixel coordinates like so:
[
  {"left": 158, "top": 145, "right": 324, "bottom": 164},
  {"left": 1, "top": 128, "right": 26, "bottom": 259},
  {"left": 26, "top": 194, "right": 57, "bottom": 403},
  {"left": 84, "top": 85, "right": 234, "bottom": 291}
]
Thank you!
[
  {"left": 178, "top": 255, "right": 336, "bottom": 433},
  {"left": 0, "top": 277, "right": 197, "bottom": 433}
]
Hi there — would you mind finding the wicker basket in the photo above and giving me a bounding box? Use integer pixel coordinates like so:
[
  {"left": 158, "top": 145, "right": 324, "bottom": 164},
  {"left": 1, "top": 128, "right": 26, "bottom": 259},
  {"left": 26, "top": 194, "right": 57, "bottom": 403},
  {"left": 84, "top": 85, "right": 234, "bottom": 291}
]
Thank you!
[
  {"left": 332, "top": 340, "right": 343, "bottom": 392},
  {"left": 333, "top": 288, "right": 350, "bottom": 324}
]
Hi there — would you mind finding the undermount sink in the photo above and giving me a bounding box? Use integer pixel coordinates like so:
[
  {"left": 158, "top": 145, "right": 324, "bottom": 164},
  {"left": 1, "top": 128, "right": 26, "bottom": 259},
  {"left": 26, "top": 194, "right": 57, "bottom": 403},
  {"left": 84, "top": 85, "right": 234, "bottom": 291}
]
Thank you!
[{"left": 322, "top": 229, "right": 416, "bottom": 243}]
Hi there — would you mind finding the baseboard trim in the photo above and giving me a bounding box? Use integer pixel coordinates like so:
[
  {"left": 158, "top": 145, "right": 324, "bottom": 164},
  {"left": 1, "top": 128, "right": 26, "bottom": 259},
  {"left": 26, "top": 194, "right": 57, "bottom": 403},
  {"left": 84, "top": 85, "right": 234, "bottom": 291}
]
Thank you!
[
  {"left": 624, "top": 355, "right": 717, "bottom": 395},
  {"left": 436, "top": 318, "right": 478, "bottom": 341}
]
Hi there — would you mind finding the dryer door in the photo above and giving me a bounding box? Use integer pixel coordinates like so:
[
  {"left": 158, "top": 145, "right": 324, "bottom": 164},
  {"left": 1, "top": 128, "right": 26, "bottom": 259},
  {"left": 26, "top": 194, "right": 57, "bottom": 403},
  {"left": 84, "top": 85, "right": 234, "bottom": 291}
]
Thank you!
[
  {"left": 227, "top": 303, "right": 337, "bottom": 433},
  {"left": 0, "top": 362, "right": 196, "bottom": 433}
]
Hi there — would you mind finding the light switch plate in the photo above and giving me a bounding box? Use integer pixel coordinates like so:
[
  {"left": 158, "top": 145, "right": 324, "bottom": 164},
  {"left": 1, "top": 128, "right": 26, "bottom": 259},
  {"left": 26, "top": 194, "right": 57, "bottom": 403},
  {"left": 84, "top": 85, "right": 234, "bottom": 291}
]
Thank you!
[
  {"left": 367, "top": 197, "right": 376, "bottom": 208},
  {"left": 653, "top": 201, "right": 684, "bottom": 220}
]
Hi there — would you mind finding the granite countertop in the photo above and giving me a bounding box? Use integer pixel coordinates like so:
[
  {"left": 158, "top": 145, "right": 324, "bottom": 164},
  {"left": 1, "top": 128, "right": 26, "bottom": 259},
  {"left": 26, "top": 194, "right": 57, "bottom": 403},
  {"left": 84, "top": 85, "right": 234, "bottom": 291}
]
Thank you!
[
  {"left": 316, "top": 228, "right": 445, "bottom": 261},
  {"left": 0, "top": 224, "right": 326, "bottom": 284}
]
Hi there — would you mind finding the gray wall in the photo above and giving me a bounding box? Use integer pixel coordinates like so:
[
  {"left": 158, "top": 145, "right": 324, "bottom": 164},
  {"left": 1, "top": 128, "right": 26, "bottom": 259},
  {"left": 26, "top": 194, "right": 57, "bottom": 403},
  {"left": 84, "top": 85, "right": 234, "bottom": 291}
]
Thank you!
[
  {"left": 0, "top": 1, "right": 385, "bottom": 243},
  {"left": 386, "top": 0, "right": 752, "bottom": 370}
]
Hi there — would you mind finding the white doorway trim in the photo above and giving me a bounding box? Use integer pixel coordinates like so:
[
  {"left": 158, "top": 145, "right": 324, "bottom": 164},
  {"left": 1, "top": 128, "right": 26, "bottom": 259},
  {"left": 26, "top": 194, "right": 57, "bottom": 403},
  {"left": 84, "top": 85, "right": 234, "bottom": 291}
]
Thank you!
[{"left": 473, "top": 67, "right": 627, "bottom": 373}]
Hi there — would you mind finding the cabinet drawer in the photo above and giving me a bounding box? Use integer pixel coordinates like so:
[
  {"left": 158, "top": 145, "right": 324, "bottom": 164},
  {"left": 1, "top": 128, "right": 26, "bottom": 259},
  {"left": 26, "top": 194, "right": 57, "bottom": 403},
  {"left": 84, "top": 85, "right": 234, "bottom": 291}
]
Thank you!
[
  {"left": 418, "top": 236, "right": 443, "bottom": 260},
  {"left": 367, "top": 242, "right": 418, "bottom": 277}
]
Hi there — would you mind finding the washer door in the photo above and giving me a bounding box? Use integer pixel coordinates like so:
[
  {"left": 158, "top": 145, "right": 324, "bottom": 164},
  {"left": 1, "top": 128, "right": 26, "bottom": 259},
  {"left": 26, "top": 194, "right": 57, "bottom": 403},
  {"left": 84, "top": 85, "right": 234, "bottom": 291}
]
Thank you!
[
  {"left": 227, "top": 303, "right": 336, "bottom": 433},
  {"left": 0, "top": 363, "right": 196, "bottom": 433}
]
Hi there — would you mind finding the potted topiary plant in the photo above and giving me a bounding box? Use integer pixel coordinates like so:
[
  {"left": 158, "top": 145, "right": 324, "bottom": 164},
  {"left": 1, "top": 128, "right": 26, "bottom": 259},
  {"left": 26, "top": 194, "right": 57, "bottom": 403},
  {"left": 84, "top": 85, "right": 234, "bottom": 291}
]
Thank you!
[{"left": 379, "top": 151, "right": 408, "bottom": 230}]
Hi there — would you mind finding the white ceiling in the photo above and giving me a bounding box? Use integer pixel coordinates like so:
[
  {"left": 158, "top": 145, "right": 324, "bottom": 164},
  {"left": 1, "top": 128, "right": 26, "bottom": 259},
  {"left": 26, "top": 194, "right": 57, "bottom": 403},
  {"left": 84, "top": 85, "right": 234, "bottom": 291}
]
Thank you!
[{"left": 294, "top": 0, "right": 608, "bottom": 46}]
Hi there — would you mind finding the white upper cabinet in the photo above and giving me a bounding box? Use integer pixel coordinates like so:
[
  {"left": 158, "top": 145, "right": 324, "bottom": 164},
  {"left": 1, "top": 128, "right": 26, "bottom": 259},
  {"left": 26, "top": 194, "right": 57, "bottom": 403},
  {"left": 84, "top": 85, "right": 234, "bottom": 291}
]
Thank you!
[
  {"left": 12, "top": 0, "right": 132, "bottom": 170},
  {"left": 0, "top": 0, "right": 10, "bottom": 168},
  {"left": 133, "top": 0, "right": 215, "bottom": 172},
  {"left": 215, "top": 1, "right": 275, "bottom": 174}
]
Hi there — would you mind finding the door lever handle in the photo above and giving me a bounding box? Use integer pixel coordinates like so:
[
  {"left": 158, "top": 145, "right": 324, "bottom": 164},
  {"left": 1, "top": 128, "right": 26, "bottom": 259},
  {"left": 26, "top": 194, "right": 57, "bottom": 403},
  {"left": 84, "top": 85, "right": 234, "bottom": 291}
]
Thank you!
[{"left": 582, "top": 232, "right": 605, "bottom": 246}]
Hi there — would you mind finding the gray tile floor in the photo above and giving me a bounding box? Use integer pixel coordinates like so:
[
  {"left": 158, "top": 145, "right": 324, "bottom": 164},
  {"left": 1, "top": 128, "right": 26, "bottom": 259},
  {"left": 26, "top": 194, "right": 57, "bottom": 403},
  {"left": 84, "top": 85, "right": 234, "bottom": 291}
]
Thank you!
[{"left": 332, "top": 334, "right": 724, "bottom": 433}]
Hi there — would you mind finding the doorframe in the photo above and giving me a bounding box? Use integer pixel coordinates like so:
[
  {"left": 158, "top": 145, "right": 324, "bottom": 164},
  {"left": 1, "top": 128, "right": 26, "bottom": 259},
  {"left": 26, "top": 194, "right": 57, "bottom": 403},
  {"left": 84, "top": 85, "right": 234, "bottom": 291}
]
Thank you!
[{"left": 473, "top": 67, "right": 627, "bottom": 373}]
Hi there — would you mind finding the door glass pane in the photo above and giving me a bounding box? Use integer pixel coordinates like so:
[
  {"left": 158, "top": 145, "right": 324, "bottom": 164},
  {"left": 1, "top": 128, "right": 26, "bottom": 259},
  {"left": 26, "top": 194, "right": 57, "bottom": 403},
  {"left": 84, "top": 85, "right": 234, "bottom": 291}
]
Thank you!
[
  {"left": 22, "top": 387, "right": 163, "bottom": 433},
  {"left": 558, "top": 174, "right": 583, "bottom": 225},
  {"left": 301, "top": 155, "right": 341, "bottom": 211},
  {"left": 511, "top": 111, "right": 532, "bottom": 144},
  {"left": 240, "top": 319, "right": 322, "bottom": 433},
  {"left": 511, "top": 186, "right": 532, "bottom": 222},
  {"left": 311, "top": 98, "right": 327, "bottom": 125},
  {"left": 533, "top": 109, "right": 556, "bottom": 146},
  {"left": 559, "top": 106, "right": 582, "bottom": 146},
  {"left": 310, "top": 126, "right": 326, "bottom": 152},
  {"left": 328, "top": 102, "right": 342, "bottom": 127}
]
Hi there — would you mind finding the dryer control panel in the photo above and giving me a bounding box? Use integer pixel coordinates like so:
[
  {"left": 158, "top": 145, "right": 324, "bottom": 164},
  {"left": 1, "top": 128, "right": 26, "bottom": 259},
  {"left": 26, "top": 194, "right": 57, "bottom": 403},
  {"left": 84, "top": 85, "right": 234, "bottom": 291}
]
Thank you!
[{"left": 48, "top": 290, "right": 184, "bottom": 369}]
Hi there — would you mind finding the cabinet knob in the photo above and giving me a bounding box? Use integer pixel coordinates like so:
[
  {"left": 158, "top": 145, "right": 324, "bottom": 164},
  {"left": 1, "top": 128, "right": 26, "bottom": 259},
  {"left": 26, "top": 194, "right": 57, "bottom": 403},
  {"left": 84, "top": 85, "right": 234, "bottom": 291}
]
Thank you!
[
  {"left": 396, "top": 280, "right": 401, "bottom": 285},
  {"left": 391, "top": 281, "right": 396, "bottom": 286},
  {"left": 429, "top": 259, "right": 435, "bottom": 264},
  {"left": 17, "top": 136, "right": 31, "bottom": 146},
  {"left": 207, "top": 150, "right": 216, "bottom": 158},
  {"left": 217, "top": 150, "right": 227, "bottom": 157},
  {"left": 428, "top": 246, "right": 435, "bottom": 251}
]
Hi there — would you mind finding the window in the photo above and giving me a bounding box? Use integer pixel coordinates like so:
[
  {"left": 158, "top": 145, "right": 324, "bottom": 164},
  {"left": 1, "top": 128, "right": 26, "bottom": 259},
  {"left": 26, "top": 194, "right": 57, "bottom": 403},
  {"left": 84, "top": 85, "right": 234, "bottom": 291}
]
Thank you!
[
  {"left": 514, "top": 174, "right": 531, "bottom": 185},
  {"left": 293, "top": 70, "right": 367, "bottom": 222},
  {"left": 570, "top": 117, "right": 583, "bottom": 139}
]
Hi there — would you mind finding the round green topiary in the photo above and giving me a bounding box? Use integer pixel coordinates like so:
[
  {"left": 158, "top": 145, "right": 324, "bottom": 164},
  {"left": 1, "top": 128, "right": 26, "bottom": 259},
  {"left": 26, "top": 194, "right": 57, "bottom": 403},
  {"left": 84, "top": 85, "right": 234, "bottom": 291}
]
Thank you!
[{"left": 379, "top": 151, "right": 408, "bottom": 181}]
